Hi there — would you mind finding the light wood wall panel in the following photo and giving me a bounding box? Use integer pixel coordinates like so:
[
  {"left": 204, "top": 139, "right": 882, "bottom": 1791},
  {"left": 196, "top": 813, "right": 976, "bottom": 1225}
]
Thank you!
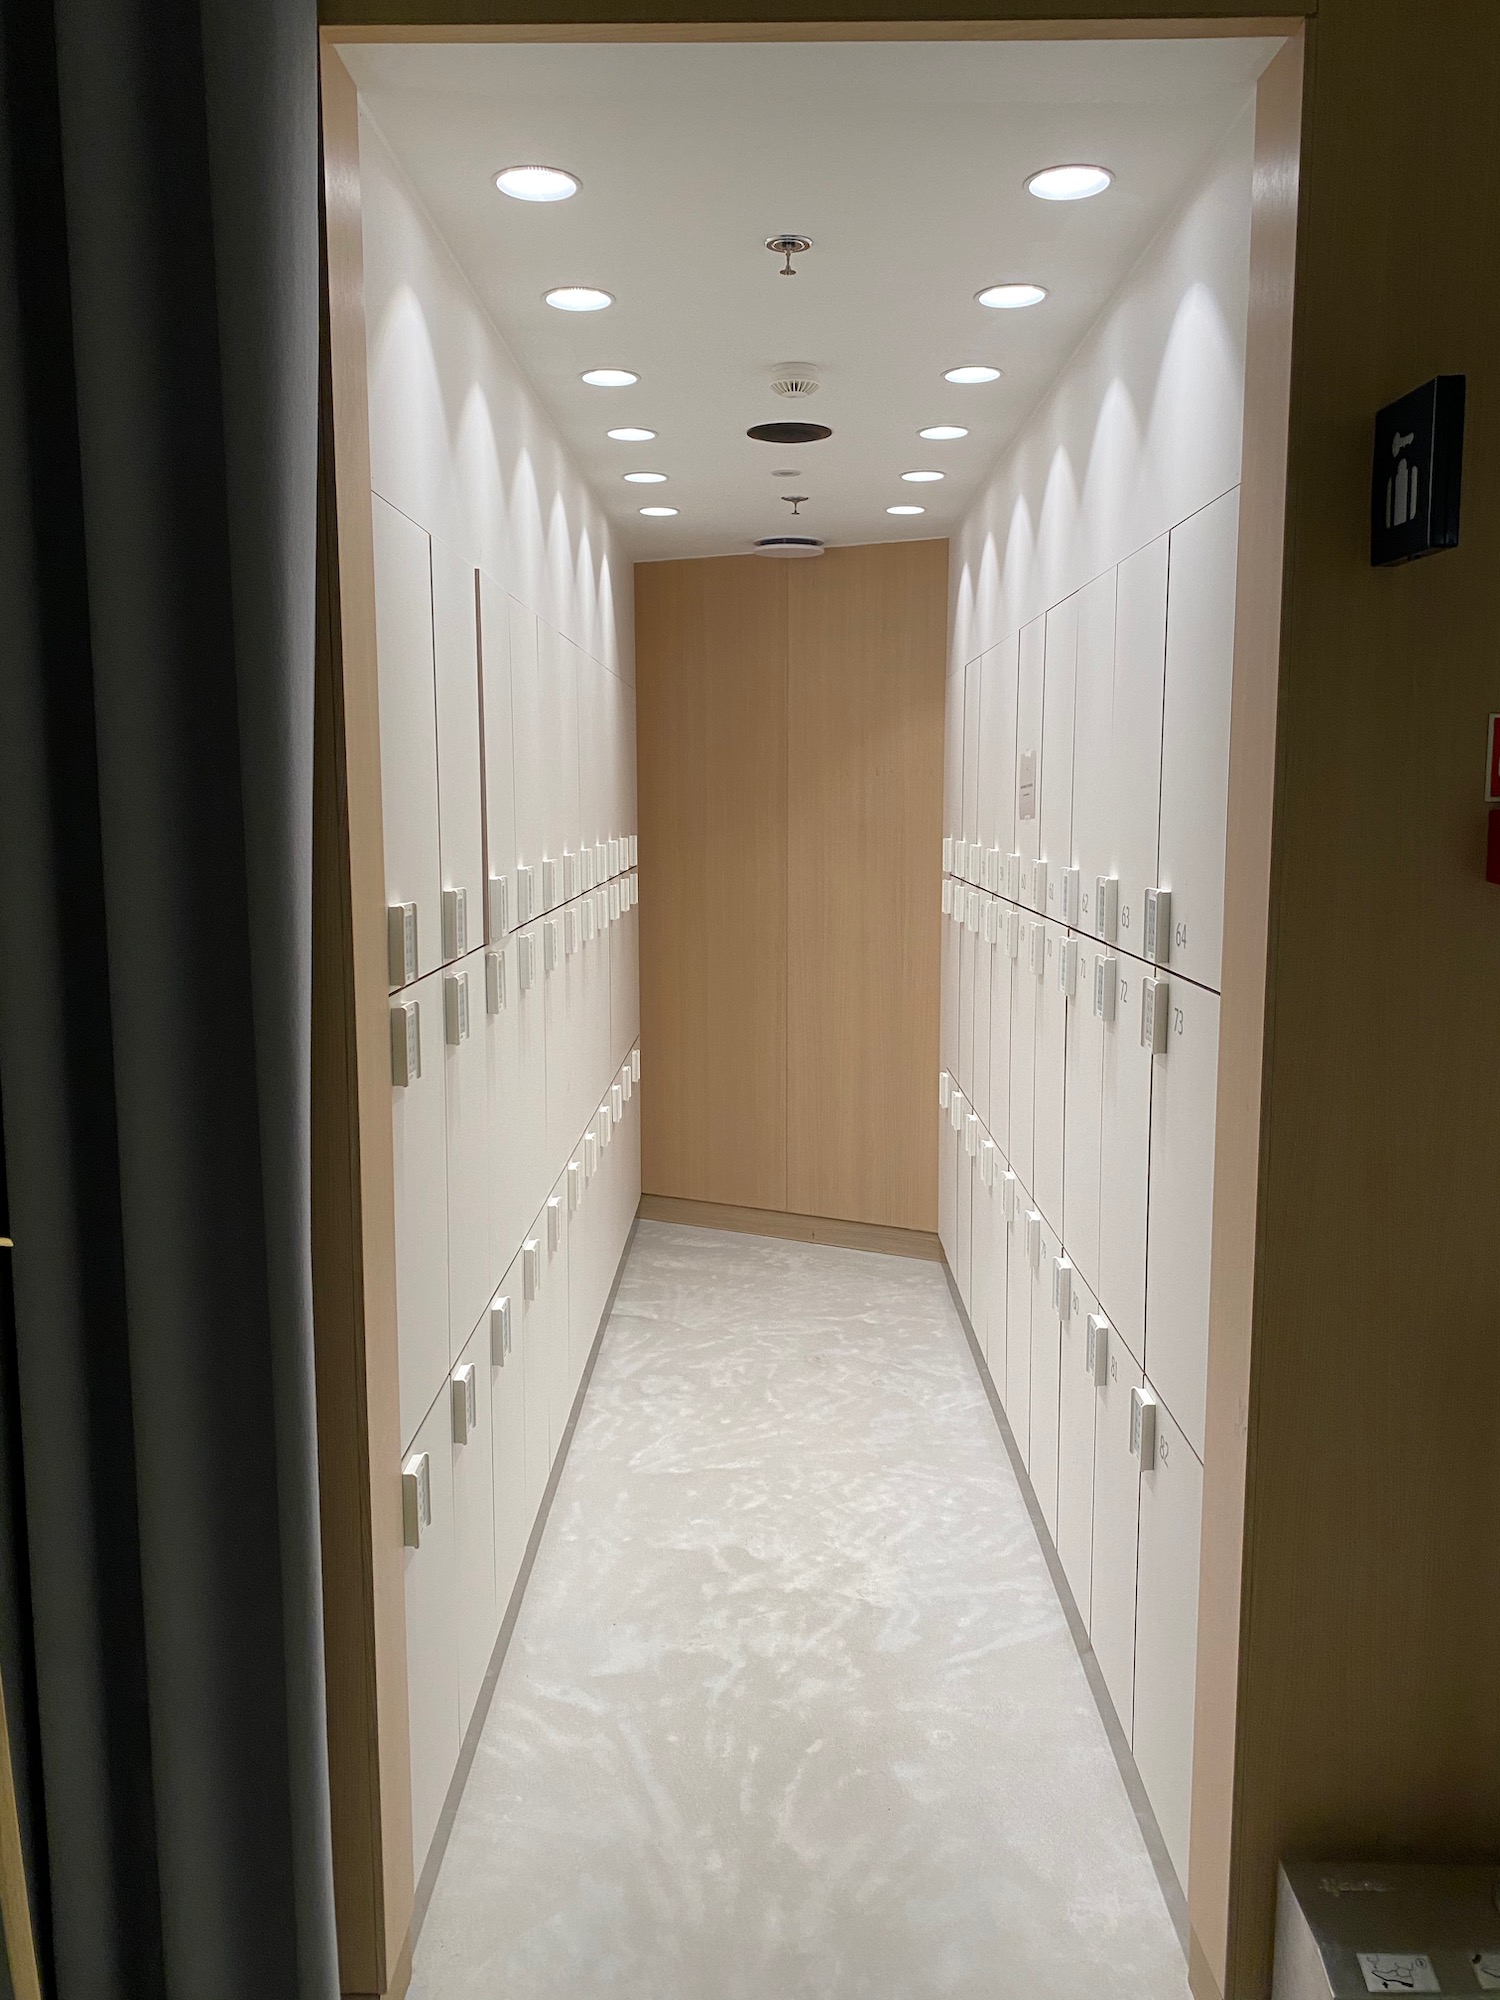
[
  {"left": 636, "top": 557, "right": 788, "bottom": 1211},
  {"left": 635, "top": 543, "right": 945, "bottom": 1232},
  {"left": 786, "top": 542, "right": 947, "bottom": 1230}
]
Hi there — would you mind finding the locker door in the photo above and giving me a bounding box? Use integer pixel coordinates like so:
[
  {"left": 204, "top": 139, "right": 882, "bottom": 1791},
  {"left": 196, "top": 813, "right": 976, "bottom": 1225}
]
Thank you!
[
  {"left": 1008, "top": 916, "right": 1040, "bottom": 1186},
  {"left": 393, "top": 970, "right": 449, "bottom": 1454},
  {"left": 539, "top": 623, "right": 582, "bottom": 896},
  {"left": 937, "top": 1089, "right": 957, "bottom": 1271},
  {"left": 1145, "top": 976, "right": 1220, "bottom": 1458},
  {"left": 1063, "top": 936, "right": 1105, "bottom": 1292},
  {"left": 1071, "top": 570, "right": 1116, "bottom": 920},
  {"left": 971, "top": 904, "right": 993, "bottom": 1130},
  {"left": 477, "top": 571, "right": 518, "bottom": 942},
  {"left": 980, "top": 632, "right": 1020, "bottom": 866},
  {"left": 1133, "top": 1392, "right": 1204, "bottom": 1890},
  {"left": 576, "top": 649, "right": 607, "bottom": 866},
  {"left": 1098, "top": 956, "right": 1153, "bottom": 1364},
  {"left": 444, "top": 950, "right": 491, "bottom": 1362},
  {"left": 512, "top": 925, "right": 548, "bottom": 1235},
  {"left": 618, "top": 1055, "right": 643, "bottom": 1228},
  {"left": 483, "top": 937, "right": 523, "bottom": 1289},
  {"left": 372, "top": 495, "right": 441, "bottom": 980},
  {"left": 1014, "top": 616, "right": 1045, "bottom": 890},
  {"left": 1159, "top": 488, "right": 1239, "bottom": 993},
  {"left": 962, "top": 653, "right": 981, "bottom": 861},
  {"left": 567, "top": 1151, "right": 596, "bottom": 1393},
  {"left": 1028, "top": 1211, "right": 1065, "bottom": 1537},
  {"left": 489, "top": 1250, "right": 527, "bottom": 1612},
  {"left": 1055, "top": 1267, "right": 1099, "bottom": 1619},
  {"left": 958, "top": 896, "right": 976, "bottom": 1099},
  {"left": 545, "top": 1174, "right": 572, "bottom": 1456},
  {"left": 943, "top": 664, "right": 965, "bottom": 855},
  {"left": 982, "top": 1156, "right": 1008, "bottom": 1386},
  {"left": 520, "top": 1222, "right": 550, "bottom": 1514},
  {"left": 954, "top": 1128, "right": 974, "bottom": 1316},
  {"left": 940, "top": 886, "right": 959, "bottom": 1075},
  {"left": 403, "top": 1388, "right": 459, "bottom": 1873},
  {"left": 1039, "top": 596, "right": 1077, "bottom": 927},
  {"left": 541, "top": 913, "right": 575, "bottom": 1169},
  {"left": 1004, "top": 1191, "right": 1037, "bottom": 1460},
  {"left": 1033, "top": 920, "right": 1067, "bottom": 1230},
  {"left": 610, "top": 889, "right": 640, "bottom": 1069},
  {"left": 451, "top": 1315, "right": 497, "bottom": 1731},
  {"left": 508, "top": 602, "right": 545, "bottom": 922},
  {"left": 431, "top": 537, "right": 484, "bottom": 960},
  {"left": 987, "top": 918, "right": 1013, "bottom": 1156},
  {"left": 1089, "top": 1330, "right": 1143, "bottom": 1737},
  {"left": 582, "top": 891, "right": 612, "bottom": 1116},
  {"left": 1108, "top": 536, "right": 1168, "bottom": 960},
  {"left": 969, "top": 1139, "right": 995, "bottom": 1366}
]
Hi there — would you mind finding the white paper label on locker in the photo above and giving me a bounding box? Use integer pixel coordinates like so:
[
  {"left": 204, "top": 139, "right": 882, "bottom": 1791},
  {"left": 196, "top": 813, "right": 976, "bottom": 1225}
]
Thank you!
[
  {"left": 442, "top": 885, "right": 468, "bottom": 961},
  {"left": 401, "top": 1451, "right": 431, "bottom": 1548},
  {"left": 1144, "top": 887, "right": 1172, "bottom": 966},
  {"left": 547, "top": 1195, "right": 562, "bottom": 1253},
  {"left": 942, "top": 835, "right": 953, "bottom": 873},
  {"left": 487, "top": 872, "right": 509, "bottom": 941},
  {"left": 1356, "top": 1956, "right": 1440, "bottom": 1994},
  {"left": 517, "top": 931, "right": 535, "bottom": 992},
  {"left": 387, "top": 902, "right": 418, "bottom": 987},
  {"left": 1060, "top": 937, "right": 1080, "bottom": 999},
  {"left": 1094, "top": 875, "right": 1119, "bottom": 944},
  {"left": 1141, "top": 977, "right": 1170, "bottom": 1055},
  {"left": 1094, "top": 954, "right": 1118, "bottom": 1023},
  {"left": 490, "top": 1294, "right": 512, "bottom": 1366},
  {"left": 523, "top": 1238, "right": 541, "bottom": 1300},
  {"left": 1032, "top": 858, "right": 1049, "bottom": 915},
  {"left": 1130, "top": 1386, "right": 1158, "bottom": 1468},
  {"left": 515, "top": 864, "right": 535, "bottom": 924},
  {"left": 1052, "top": 1256, "right": 1073, "bottom": 1319},
  {"left": 390, "top": 1001, "right": 421, "bottom": 1086},
  {"left": 443, "top": 971, "right": 470, "bottom": 1046},
  {"left": 1061, "top": 867, "right": 1081, "bottom": 926},
  {"left": 1086, "top": 1313, "right": 1110, "bottom": 1385},
  {"left": 1018, "top": 750, "right": 1037, "bottom": 821},
  {"left": 451, "top": 1362, "right": 477, "bottom": 1445}
]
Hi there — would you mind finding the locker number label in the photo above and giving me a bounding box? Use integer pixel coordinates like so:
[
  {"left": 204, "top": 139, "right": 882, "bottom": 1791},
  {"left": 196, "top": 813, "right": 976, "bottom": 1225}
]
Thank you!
[{"left": 1357, "top": 1954, "right": 1439, "bottom": 1993}]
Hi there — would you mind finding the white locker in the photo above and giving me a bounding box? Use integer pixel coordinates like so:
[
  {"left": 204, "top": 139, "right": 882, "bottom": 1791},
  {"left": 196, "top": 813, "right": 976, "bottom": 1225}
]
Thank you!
[
  {"left": 477, "top": 571, "right": 518, "bottom": 941},
  {"left": 1108, "top": 536, "right": 1168, "bottom": 960},
  {"left": 431, "top": 537, "right": 484, "bottom": 961},
  {"left": 968, "top": 1141, "right": 995, "bottom": 1368},
  {"left": 1144, "top": 976, "right": 1220, "bottom": 1458},
  {"left": 1032, "top": 920, "right": 1067, "bottom": 1231},
  {"left": 372, "top": 495, "right": 441, "bottom": 983},
  {"left": 940, "top": 886, "right": 959, "bottom": 1076},
  {"left": 1071, "top": 570, "right": 1116, "bottom": 918},
  {"left": 609, "top": 896, "right": 640, "bottom": 1073},
  {"left": 1159, "top": 487, "right": 1239, "bottom": 993},
  {"left": 451, "top": 1315, "right": 497, "bottom": 1731},
  {"left": 567, "top": 1154, "right": 599, "bottom": 1395},
  {"left": 520, "top": 1223, "right": 551, "bottom": 1515},
  {"left": 971, "top": 909, "right": 992, "bottom": 1130},
  {"left": 1004, "top": 1191, "right": 1035, "bottom": 1460},
  {"left": 981, "top": 1157, "right": 1007, "bottom": 1383},
  {"left": 545, "top": 1175, "right": 572, "bottom": 1456},
  {"left": 576, "top": 650, "right": 609, "bottom": 864},
  {"left": 482, "top": 937, "right": 524, "bottom": 1278},
  {"left": 1055, "top": 1266, "right": 1099, "bottom": 1619},
  {"left": 1062, "top": 934, "right": 1105, "bottom": 1291},
  {"left": 543, "top": 913, "right": 582, "bottom": 1165},
  {"left": 954, "top": 1138, "right": 974, "bottom": 1317},
  {"left": 987, "top": 924, "right": 1012, "bottom": 1157},
  {"left": 1098, "top": 956, "right": 1153, "bottom": 1364},
  {"left": 962, "top": 653, "right": 981, "bottom": 860},
  {"left": 511, "top": 925, "right": 548, "bottom": 1232},
  {"left": 1089, "top": 1329, "right": 1144, "bottom": 1738},
  {"left": 1039, "top": 596, "right": 1077, "bottom": 926},
  {"left": 943, "top": 664, "right": 965, "bottom": 855},
  {"left": 957, "top": 905, "right": 976, "bottom": 1102},
  {"left": 1007, "top": 917, "right": 1039, "bottom": 1186},
  {"left": 977, "top": 634, "right": 1018, "bottom": 881},
  {"left": 937, "top": 1098, "right": 957, "bottom": 1273},
  {"left": 508, "top": 602, "right": 545, "bottom": 919},
  {"left": 1028, "top": 1210, "right": 1064, "bottom": 1537},
  {"left": 1014, "top": 617, "right": 1045, "bottom": 884},
  {"left": 538, "top": 623, "right": 582, "bottom": 892},
  {"left": 617, "top": 1057, "right": 642, "bottom": 1241},
  {"left": 403, "top": 1388, "right": 459, "bottom": 1873},
  {"left": 1132, "top": 1393, "right": 1204, "bottom": 1890},
  {"left": 393, "top": 971, "right": 449, "bottom": 1452},
  {"left": 489, "top": 1249, "right": 528, "bottom": 1614},
  {"left": 443, "top": 950, "right": 491, "bottom": 1361},
  {"left": 581, "top": 895, "right": 613, "bottom": 1115}
]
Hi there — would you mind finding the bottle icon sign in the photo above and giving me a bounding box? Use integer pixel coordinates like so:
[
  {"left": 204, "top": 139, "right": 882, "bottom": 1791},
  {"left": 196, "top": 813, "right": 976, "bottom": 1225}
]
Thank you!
[{"left": 1386, "top": 428, "right": 1418, "bottom": 530}]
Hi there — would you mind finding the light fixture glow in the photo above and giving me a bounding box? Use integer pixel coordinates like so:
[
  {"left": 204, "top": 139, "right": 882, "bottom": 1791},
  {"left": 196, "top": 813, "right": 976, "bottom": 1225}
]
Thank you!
[
  {"left": 901, "top": 470, "right": 944, "bottom": 483},
  {"left": 887, "top": 504, "right": 926, "bottom": 516},
  {"left": 977, "top": 282, "right": 1047, "bottom": 309},
  {"left": 607, "top": 427, "right": 656, "bottom": 442},
  {"left": 546, "top": 286, "right": 613, "bottom": 312},
  {"left": 920, "top": 425, "right": 968, "bottom": 441},
  {"left": 944, "top": 365, "right": 1001, "bottom": 385},
  {"left": 495, "top": 165, "right": 579, "bottom": 203},
  {"left": 1027, "top": 163, "right": 1112, "bottom": 202},
  {"left": 581, "top": 369, "right": 638, "bottom": 387},
  {"left": 639, "top": 506, "right": 678, "bottom": 517},
  {"left": 623, "top": 471, "right": 667, "bottom": 484}
]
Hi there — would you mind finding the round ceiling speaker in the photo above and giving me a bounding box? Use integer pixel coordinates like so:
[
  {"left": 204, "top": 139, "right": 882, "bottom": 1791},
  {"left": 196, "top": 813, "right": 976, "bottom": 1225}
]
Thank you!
[
  {"left": 747, "top": 421, "right": 832, "bottom": 445},
  {"left": 770, "top": 363, "right": 820, "bottom": 399},
  {"left": 754, "top": 536, "right": 824, "bottom": 558}
]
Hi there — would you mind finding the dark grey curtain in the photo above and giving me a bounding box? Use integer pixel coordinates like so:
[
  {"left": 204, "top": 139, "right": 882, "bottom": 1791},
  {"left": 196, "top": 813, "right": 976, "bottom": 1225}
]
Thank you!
[{"left": 0, "top": 0, "right": 337, "bottom": 1992}]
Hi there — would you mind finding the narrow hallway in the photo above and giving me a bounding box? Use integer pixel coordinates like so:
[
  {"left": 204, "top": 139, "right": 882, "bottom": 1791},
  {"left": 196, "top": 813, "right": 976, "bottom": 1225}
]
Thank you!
[{"left": 410, "top": 1223, "right": 1188, "bottom": 1999}]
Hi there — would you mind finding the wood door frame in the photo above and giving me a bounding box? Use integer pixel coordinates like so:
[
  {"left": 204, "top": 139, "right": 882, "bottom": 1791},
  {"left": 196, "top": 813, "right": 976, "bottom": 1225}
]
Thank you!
[{"left": 313, "top": 17, "right": 1304, "bottom": 1998}]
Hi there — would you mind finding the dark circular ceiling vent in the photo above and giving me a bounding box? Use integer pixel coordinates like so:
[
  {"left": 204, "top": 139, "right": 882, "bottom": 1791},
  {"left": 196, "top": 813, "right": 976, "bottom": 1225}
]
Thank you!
[{"left": 747, "top": 421, "right": 832, "bottom": 445}]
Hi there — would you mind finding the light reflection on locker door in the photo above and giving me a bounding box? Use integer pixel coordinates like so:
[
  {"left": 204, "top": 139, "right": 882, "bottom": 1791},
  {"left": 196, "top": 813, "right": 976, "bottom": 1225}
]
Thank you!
[
  {"left": 1039, "top": 595, "right": 1077, "bottom": 928},
  {"left": 508, "top": 601, "right": 544, "bottom": 919},
  {"left": 1089, "top": 1330, "right": 1144, "bottom": 1738},
  {"left": 1008, "top": 919, "right": 1039, "bottom": 1188},
  {"left": 1063, "top": 935, "right": 1104, "bottom": 1291},
  {"left": 1032, "top": 920, "right": 1066, "bottom": 1229},
  {"left": 1071, "top": 570, "right": 1116, "bottom": 925},
  {"left": 1144, "top": 976, "right": 1220, "bottom": 1458},
  {"left": 1108, "top": 536, "right": 1168, "bottom": 960},
  {"left": 1132, "top": 1390, "right": 1204, "bottom": 1890},
  {"left": 1097, "top": 956, "right": 1152, "bottom": 1363},
  {"left": 1014, "top": 617, "right": 1045, "bottom": 889},
  {"left": 477, "top": 570, "right": 518, "bottom": 942},
  {"left": 372, "top": 494, "right": 441, "bottom": 981},
  {"left": 431, "top": 536, "right": 485, "bottom": 960}
]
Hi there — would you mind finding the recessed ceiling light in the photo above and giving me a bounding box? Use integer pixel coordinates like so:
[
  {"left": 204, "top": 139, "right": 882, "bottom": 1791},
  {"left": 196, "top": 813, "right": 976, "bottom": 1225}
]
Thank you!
[
  {"left": 920, "top": 425, "right": 968, "bottom": 442},
  {"left": 977, "top": 283, "right": 1048, "bottom": 309},
  {"left": 546, "top": 286, "right": 613, "bottom": 312},
  {"left": 902, "top": 470, "right": 944, "bottom": 483},
  {"left": 1027, "top": 163, "right": 1112, "bottom": 202},
  {"left": 639, "top": 506, "right": 678, "bottom": 517},
  {"left": 608, "top": 427, "right": 656, "bottom": 442},
  {"left": 623, "top": 471, "right": 667, "bottom": 484},
  {"left": 495, "top": 165, "right": 579, "bottom": 203},
  {"left": 944, "top": 365, "right": 1001, "bottom": 385},
  {"left": 887, "top": 504, "right": 926, "bottom": 516},
  {"left": 582, "top": 369, "right": 638, "bottom": 387}
]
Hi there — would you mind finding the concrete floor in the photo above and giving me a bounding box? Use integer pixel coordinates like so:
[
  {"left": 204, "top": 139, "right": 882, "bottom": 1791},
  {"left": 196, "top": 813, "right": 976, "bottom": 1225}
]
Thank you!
[{"left": 409, "top": 1221, "right": 1190, "bottom": 2000}]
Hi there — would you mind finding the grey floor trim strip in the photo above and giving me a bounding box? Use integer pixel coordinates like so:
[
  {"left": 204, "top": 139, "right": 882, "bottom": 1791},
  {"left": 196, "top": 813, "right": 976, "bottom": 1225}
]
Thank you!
[{"left": 940, "top": 1256, "right": 1191, "bottom": 1957}]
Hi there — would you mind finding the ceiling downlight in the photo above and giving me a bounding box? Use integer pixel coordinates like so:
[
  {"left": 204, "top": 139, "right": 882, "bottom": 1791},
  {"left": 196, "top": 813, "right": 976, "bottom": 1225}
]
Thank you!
[
  {"left": 581, "top": 369, "right": 637, "bottom": 387},
  {"left": 546, "top": 286, "right": 613, "bottom": 312},
  {"left": 495, "top": 164, "right": 579, "bottom": 202},
  {"left": 1027, "top": 163, "right": 1112, "bottom": 201},
  {"left": 944, "top": 365, "right": 1001, "bottom": 385},
  {"left": 977, "top": 283, "right": 1047, "bottom": 309}
]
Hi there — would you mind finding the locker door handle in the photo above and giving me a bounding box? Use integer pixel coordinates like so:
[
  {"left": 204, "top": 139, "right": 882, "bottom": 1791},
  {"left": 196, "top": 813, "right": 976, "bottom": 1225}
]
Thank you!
[
  {"left": 547, "top": 1195, "right": 562, "bottom": 1254},
  {"left": 441, "top": 885, "right": 468, "bottom": 961},
  {"left": 401, "top": 1452, "right": 431, "bottom": 1548},
  {"left": 490, "top": 1294, "right": 512, "bottom": 1366},
  {"left": 390, "top": 1001, "right": 421, "bottom": 1086},
  {"left": 523, "top": 1238, "right": 542, "bottom": 1300},
  {"left": 451, "top": 1362, "right": 477, "bottom": 1445},
  {"left": 387, "top": 902, "right": 418, "bottom": 987},
  {"left": 485, "top": 948, "right": 506, "bottom": 1014}
]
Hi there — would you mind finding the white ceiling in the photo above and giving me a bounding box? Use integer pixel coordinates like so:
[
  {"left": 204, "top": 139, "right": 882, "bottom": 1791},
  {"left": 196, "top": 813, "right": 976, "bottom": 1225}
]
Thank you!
[{"left": 342, "top": 36, "right": 1279, "bottom": 563}]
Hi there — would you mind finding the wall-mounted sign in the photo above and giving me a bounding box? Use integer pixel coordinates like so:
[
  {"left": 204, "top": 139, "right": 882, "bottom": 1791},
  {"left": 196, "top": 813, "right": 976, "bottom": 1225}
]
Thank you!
[{"left": 1370, "top": 375, "right": 1465, "bottom": 566}]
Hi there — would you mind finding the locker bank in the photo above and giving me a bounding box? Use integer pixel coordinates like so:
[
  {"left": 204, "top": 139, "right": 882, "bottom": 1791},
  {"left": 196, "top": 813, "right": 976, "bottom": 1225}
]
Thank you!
[{"left": 1, "top": 7, "right": 1496, "bottom": 2000}]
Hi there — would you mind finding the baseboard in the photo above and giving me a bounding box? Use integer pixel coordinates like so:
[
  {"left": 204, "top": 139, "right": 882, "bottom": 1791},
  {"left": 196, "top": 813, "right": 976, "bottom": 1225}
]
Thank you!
[
  {"left": 939, "top": 1255, "right": 1191, "bottom": 1960},
  {"left": 637, "top": 1192, "right": 941, "bottom": 1262},
  {"left": 394, "top": 1216, "right": 641, "bottom": 1988}
]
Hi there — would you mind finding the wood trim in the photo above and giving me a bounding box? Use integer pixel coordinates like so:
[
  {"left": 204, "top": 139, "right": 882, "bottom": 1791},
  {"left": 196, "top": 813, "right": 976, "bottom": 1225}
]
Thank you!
[
  {"left": 314, "top": 44, "right": 415, "bottom": 1996},
  {"left": 1186, "top": 34, "right": 1303, "bottom": 2000},
  {"left": 321, "top": 17, "right": 1310, "bottom": 40},
  {"left": 638, "top": 1194, "right": 942, "bottom": 1261},
  {"left": 0, "top": 1662, "right": 41, "bottom": 2000}
]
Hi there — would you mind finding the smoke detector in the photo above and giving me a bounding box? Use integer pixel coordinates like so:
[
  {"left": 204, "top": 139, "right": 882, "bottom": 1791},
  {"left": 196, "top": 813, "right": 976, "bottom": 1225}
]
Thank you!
[
  {"left": 754, "top": 536, "right": 824, "bottom": 558},
  {"left": 770, "top": 363, "right": 820, "bottom": 400}
]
